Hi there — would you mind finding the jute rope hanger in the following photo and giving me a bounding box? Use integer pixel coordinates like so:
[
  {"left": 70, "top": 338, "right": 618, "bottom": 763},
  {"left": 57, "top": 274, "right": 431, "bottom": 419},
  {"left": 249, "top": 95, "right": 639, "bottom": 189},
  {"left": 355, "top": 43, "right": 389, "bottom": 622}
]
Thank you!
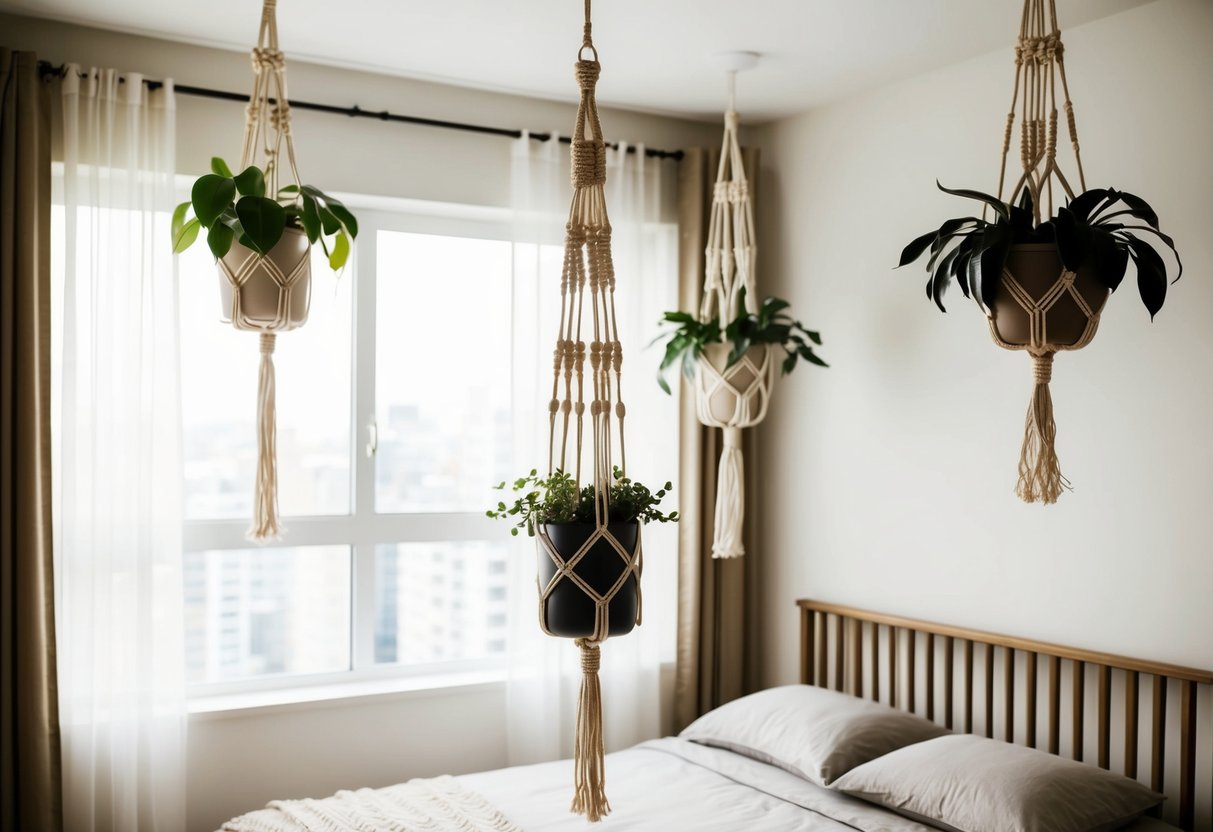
[
  {"left": 534, "top": 0, "right": 639, "bottom": 821},
  {"left": 223, "top": 0, "right": 311, "bottom": 539},
  {"left": 988, "top": 0, "right": 1103, "bottom": 505}
]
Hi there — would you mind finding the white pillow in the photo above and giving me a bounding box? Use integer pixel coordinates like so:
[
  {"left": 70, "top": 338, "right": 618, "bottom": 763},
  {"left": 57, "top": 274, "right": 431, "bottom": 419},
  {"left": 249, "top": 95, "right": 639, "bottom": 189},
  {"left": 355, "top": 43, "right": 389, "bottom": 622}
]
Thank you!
[
  {"left": 831, "top": 733, "right": 1164, "bottom": 832},
  {"left": 678, "top": 684, "right": 949, "bottom": 786}
]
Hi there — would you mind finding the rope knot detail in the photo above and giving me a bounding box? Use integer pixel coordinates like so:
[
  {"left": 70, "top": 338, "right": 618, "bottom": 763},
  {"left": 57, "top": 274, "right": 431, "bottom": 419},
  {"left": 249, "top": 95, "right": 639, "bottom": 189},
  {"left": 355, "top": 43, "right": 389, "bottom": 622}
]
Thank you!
[
  {"left": 251, "top": 48, "right": 285, "bottom": 72},
  {"left": 574, "top": 59, "right": 601, "bottom": 90},
  {"left": 1032, "top": 352, "right": 1054, "bottom": 385},
  {"left": 577, "top": 640, "right": 601, "bottom": 673},
  {"left": 259, "top": 332, "right": 276, "bottom": 355},
  {"left": 571, "top": 140, "right": 606, "bottom": 187},
  {"left": 1015, "top": 34, "right": 1063, "bottom": 65}
]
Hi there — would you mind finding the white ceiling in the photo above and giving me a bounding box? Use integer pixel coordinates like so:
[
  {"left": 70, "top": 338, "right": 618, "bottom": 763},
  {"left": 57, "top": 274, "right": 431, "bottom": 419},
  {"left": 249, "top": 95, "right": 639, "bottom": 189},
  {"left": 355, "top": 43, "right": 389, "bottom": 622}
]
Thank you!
[{"left": 2, "top": 0, "right": 1154, "bottom": 122}]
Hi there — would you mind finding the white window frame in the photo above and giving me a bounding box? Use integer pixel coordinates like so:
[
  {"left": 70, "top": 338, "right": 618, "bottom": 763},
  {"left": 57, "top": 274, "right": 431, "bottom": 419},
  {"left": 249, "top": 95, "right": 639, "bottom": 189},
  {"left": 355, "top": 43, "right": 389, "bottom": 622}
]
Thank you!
[{"left": 184, "top": 193, "right": 519, "bottom": 699}]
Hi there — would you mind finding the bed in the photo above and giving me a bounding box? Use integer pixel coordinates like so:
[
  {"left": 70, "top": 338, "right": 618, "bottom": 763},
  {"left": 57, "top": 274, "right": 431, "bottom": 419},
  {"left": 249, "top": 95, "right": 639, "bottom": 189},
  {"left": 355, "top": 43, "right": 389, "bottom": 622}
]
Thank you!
[{"left": 222, "top": 599, "right": 1211, "bottom": 831}]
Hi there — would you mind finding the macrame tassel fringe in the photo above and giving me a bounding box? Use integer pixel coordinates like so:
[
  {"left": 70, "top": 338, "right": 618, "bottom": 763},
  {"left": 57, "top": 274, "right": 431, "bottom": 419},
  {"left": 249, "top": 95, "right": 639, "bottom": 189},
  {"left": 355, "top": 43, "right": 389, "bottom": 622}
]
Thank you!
[
  {"left": 1016, "top": 352, "right": 1068, "bottom": 504},
  {"left": 570, "top": 639, "right": 609, "bottom": 822},
  {"left": 249, "top": 332, "right": 282, "bottom": 540},
  {"left": 712, "top": 426, "right": 746, "bottom": 558}
]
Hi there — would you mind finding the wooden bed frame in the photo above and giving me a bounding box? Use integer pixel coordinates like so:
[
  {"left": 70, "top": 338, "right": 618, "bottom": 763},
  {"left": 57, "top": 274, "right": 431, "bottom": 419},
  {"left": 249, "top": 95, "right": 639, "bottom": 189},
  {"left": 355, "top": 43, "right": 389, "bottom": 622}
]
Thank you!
[{"left": 797, "top": 599, "right": 1212, "bottom": 831}]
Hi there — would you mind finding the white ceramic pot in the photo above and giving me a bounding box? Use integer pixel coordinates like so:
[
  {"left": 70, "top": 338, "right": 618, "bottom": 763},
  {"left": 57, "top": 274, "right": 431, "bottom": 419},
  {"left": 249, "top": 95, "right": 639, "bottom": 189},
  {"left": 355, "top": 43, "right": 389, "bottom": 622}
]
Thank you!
[
  {"left": 217, "top": 227, "right": 311, "bottom": 331},
  {"left": 693, "top": 342, "right": 776, "bottom": 429}
]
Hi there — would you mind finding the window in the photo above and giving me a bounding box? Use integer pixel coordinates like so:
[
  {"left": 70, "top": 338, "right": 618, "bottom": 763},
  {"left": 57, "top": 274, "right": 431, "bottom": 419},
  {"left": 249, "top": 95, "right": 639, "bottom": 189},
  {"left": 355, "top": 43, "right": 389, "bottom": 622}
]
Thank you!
[
  {"left": 181, "top": 200, "right": 522, "bottom": 693},
  {"left": 179, "top": 192, "right": 680, "bottom": 696}
]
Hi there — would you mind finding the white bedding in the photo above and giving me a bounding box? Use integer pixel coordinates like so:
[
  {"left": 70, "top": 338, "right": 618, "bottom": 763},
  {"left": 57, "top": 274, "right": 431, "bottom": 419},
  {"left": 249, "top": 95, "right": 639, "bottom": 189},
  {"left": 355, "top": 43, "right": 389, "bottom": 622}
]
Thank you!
[
  {"left": 461, "top": 737, "right": 939, "bottom": 831},
  {"left": 224, "top": 736, "right": 1181, "bottom": 831}
]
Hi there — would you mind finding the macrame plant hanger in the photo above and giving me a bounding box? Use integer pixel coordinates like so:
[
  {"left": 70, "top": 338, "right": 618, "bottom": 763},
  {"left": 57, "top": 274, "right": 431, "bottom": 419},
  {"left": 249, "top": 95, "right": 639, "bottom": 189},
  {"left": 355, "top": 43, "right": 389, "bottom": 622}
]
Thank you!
[
  {"left": 534, "top": 0, "right": 640, "bottom": 821},
  {"left": 695, "top": 55, "right": 774, "bottom": 557},
  {"left": 990, "top": 0, "right": 1100, "bottom": 504},
  {"left": 224, "top": 0, "right": 311, "bottom": 539}
]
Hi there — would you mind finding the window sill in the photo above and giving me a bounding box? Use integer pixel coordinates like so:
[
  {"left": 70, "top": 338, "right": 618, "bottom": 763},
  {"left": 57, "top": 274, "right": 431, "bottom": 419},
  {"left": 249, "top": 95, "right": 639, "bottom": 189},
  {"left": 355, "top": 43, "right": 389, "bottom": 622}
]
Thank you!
[{"left": 188, "top": 669, "right": 506, "bottom": 720}]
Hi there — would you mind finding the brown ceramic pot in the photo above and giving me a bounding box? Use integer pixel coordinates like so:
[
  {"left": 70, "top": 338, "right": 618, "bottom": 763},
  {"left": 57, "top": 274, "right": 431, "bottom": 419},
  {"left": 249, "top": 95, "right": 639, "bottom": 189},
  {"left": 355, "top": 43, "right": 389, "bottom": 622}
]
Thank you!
[{"left": 988, "top": 243, "right": 1110, "bottom": 348}]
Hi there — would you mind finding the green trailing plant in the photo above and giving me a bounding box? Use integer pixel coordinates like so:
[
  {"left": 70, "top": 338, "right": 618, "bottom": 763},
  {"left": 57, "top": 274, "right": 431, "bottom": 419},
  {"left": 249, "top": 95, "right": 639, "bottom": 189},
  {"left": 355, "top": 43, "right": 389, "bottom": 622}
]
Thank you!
[
  {"left": 170, "top": 157, "right": 358, "bottom": 270},
  {"left": 653, "top": 291, "right": 827, "bottom": 394},
  {"left": 487, "top": 467, "right": 679, "bottom": 537},
  {"left": 898, "top": 183, "right": 1181, "bottom": 319}
]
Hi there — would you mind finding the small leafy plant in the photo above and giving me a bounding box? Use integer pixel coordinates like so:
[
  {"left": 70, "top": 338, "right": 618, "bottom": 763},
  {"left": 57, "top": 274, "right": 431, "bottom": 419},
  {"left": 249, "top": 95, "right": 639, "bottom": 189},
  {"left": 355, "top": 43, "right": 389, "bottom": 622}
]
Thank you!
[
  {"left": 487, "top": 468, "right": 679, "bottom": 537},
  {"left": 898, "top": 183, "right": 1181, "bottom": 318},
  {"left": 654, "top": 292, "right": 827, "bottom": 394},
  {"left": 170, "top": 157, "right": 358, "bottom": 270}
]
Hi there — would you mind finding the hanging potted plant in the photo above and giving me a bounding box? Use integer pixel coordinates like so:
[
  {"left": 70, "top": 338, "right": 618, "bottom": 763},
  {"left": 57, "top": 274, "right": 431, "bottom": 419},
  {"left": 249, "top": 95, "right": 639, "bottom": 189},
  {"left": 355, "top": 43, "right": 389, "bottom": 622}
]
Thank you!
[
  {"left": 652, "top": 61, "right": 826, "bottom": 559},
  {"left": 487, "top": 468, "right": 677, "bottom": 639},
  {"left": 167, "top": 0, "right": 359, "bottom": 541},
  {"left": 171, "top": 156, "right": 356, "bottom": 329},
  {"left": 896, "top": 0, "right": 1182, "bottom": 504}
]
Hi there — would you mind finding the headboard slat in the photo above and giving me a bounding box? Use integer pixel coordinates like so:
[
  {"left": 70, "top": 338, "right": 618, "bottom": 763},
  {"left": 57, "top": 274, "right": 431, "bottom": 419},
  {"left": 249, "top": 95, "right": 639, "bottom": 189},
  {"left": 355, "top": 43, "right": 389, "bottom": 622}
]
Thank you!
[{"left": 797, "top": 599, "right": 1212, "bottom": 832}]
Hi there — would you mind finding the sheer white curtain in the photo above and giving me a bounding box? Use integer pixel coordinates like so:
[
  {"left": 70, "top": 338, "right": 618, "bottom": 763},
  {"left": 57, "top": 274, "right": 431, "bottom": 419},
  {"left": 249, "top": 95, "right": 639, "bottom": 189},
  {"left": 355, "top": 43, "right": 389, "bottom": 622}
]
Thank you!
[
  {"left": 506, "top": 133, "right": 680, "bottom": 765},
  {"left": 52, "top": 67, "right": 186, "bottom": 832}
]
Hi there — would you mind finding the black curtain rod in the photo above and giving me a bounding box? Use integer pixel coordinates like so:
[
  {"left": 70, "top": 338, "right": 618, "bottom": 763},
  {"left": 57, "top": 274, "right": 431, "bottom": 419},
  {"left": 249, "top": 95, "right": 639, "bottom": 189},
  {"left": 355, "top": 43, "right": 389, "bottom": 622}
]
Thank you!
[{"left": 36, "top": 61, "right": 685, "bottom": 161}]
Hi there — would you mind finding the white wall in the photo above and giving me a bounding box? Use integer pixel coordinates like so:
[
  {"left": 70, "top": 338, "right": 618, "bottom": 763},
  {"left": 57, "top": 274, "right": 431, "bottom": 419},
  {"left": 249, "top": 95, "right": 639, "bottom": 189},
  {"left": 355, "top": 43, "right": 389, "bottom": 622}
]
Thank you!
[
  {"left": 3, "top": 12, "right": 715, "bottom": 831},
  {"left": 756, "top": 0, "right": 1212, "bottom": 823}
]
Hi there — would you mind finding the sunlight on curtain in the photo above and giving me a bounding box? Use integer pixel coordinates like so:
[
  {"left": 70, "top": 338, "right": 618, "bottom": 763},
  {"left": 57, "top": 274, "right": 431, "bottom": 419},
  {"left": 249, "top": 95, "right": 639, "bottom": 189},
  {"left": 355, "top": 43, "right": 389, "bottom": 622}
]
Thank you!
[
  {"left": 506, "top": 133, "right": 680, "bottom": 764},
  {"left": 51, "top": 66, "right": 185, "bottom": 832}
]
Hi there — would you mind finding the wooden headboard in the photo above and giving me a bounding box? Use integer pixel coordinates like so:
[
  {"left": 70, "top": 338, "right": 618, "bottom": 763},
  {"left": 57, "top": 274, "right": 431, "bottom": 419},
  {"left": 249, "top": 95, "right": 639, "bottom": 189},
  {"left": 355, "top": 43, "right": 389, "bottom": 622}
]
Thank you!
[{"left": 797, "top": 599, "right": 1212, "bottom": 831}]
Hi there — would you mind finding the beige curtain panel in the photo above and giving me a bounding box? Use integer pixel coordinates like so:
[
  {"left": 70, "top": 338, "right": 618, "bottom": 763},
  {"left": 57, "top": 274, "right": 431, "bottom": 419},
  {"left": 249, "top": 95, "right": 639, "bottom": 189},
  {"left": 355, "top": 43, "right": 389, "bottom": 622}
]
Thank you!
[
  {"left": 674, "top": 147, "right": 763, "bottom": 730},
  {"left": 0, "top": 46, "right": 63, "bottom": 832}
]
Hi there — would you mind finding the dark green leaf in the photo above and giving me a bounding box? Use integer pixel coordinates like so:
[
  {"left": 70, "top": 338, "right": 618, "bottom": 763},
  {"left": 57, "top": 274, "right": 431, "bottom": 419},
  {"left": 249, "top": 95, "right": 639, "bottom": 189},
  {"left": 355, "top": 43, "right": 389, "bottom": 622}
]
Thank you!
[
  {"left": 299, "top": 193, "right": 322, "bottom": 242},
  {"left": 1116, "top": 191, "right": 1159, "bottom": 229},
  {"left": 325, "top": 201, "right": 359, "bottom": 238},
  {"left": 206, "top": 222, "right": 234, "bottom": 259},
  {"left": 977, "top": 225, "right": 1011, "bottom": 307},
  {"left": 898, "top": 229, "right": 937, "bottom": 268},
  {"left": 211, "top": 157, "right": 234, "bottom": 178},
  {"left": 233, "top": 166, "right": 266, "bottom": 198},
  {"left": 1090, "top": 230, "right": 1129, "bottom": 293},
  {"left": 1127, "top": 238, "right": 1167, "bottom": 319},
  {"left": 1066, "top": 189, "right": 1110, "bottom": 222},
  {"left": 235, "top": 195, "right": 286, "bottom": 255},
  {"left": 937, "top": 181, "right": 1009, "bottom": 221},
  {"left": 191, "top": 174, "right": 235, "bottom": 228}
]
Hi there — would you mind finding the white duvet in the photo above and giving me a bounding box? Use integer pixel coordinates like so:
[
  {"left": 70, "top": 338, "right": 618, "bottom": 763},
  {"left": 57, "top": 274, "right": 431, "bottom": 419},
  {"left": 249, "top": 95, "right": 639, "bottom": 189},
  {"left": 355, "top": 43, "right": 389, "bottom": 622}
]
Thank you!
[
  {"left": 461, "top": 737, "right": 937, "bottom": 831},
  {"left": 224, "top": 737, "right": 1180, "bottom": 831}
]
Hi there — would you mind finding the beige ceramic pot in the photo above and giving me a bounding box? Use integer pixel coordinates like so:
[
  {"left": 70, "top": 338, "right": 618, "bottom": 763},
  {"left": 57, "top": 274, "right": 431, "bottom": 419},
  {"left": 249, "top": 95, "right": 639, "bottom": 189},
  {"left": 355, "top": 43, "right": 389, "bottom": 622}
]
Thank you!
[
  {"left": 217, "top": 227, "right": 311, "bottom": 331},
  {"left": 988, "top": 243, "right": 1110, "bottom": 348},
  {"left": 694, "top": 342, "right": 776, "bottom": 428}
]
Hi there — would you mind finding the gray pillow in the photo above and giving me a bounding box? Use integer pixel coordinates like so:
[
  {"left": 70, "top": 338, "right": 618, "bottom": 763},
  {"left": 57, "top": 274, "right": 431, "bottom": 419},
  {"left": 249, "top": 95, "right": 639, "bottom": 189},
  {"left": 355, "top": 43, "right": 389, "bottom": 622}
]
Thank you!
[
  {"left": 831, "top": 733, "right": 1164, "bottom": 832},
  {"left": 679, "top": 684, "right": 949, "bottom": 786}
]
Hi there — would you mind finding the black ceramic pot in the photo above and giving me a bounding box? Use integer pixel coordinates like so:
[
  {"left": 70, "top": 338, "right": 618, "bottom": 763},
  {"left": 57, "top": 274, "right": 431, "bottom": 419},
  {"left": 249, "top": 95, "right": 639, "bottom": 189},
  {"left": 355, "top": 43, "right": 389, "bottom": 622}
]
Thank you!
[{"left": 537, "top": 521, "right": 639, "bottom": 639}]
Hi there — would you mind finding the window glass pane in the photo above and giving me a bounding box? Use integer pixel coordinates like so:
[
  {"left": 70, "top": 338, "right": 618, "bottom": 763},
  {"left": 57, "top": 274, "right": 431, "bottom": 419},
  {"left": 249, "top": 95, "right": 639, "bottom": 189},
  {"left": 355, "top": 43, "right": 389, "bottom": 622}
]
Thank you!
[
  {"left": 184, "top": 546, "right": 351, "bottom": 683},
  {"left": 374, "top": 232, "right": 511, "bottom": 512},
  {"left": 178, "top": 244, "right": 353, "bottom": 519},
  {"left": 373, "top": 541, "right": 510, "bottom": 664}
]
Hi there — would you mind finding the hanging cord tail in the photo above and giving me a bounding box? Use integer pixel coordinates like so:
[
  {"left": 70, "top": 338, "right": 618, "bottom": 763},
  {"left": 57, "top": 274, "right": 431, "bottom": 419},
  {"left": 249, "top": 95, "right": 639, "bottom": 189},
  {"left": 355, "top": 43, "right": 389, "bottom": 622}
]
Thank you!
[
  {"left": 249, "top": 332, "right": 283, "bottom": 540},
  {"left": 571, "top": 638, "right": 610, "bottom": 822},
  {"left": 1015, "top": 352, "right": 1070, "bottom": 504},
  {"left": 712, "top": 426, "right": 747, "bottom": 558}
]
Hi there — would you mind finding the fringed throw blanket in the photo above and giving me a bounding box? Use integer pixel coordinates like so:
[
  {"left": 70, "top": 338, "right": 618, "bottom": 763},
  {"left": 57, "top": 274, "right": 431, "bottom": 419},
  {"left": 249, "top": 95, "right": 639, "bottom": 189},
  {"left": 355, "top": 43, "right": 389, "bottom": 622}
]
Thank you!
[{"left": 220, "top": 775, "right": 523, "bottom": 832}]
